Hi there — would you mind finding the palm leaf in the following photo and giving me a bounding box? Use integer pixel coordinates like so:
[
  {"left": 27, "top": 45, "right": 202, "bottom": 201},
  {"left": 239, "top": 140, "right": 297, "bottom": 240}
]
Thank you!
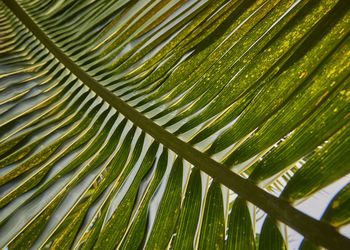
[{"left": 0, "top": 0, "right": 349, "bottom": 249}]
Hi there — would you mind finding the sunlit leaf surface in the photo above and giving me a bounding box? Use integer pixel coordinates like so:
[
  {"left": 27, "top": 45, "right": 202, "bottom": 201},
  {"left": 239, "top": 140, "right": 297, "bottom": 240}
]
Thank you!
[{"left": 0, "top": 0, "right": 349, "bottom": 249}]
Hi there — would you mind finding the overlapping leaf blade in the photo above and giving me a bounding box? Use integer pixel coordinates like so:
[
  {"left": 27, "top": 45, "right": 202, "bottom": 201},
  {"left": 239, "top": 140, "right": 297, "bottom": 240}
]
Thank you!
[{"left": 0, "top": 0, "right": 349, "bottom": 249}]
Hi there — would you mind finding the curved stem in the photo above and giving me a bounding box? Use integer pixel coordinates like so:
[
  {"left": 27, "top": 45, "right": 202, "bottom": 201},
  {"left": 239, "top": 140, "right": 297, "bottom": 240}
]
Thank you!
[{"left": 3, "top": 0, "right": 349, "bottom": 249}]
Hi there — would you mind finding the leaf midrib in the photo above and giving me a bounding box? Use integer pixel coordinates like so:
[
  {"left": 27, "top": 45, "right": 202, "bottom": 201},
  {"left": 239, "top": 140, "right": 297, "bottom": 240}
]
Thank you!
[{"left": 3, "top": 0, "right": 350, "bottom": 249}]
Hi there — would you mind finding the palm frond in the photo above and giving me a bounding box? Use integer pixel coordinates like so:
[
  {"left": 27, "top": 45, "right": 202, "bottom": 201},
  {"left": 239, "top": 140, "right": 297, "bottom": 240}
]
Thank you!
[{"left": 0, "top": 0, "right": 349, "bottom": 249}]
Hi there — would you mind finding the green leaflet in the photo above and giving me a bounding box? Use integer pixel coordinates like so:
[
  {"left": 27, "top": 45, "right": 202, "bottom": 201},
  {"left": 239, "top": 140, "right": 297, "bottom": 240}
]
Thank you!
[
  {"left": 0, "top": 100, "right": 103, "bottom": 186},
  {"left": 0, "top": 89, "right": 91, "bottom": 169},
  {"left": 1, "top": 0, "right": 350, "bottom": 249},
  {"left": 172, "top": 167, "right": 202, "bottom": 250},
  {"left": 0, "top": 62, "right": 66, "bottom": 121},
  {"left": 119, "top": 149, "right": 168, "bottom": 249},
  {"left": 322, "top": 183, "right": 350, "bottom": 227},
  {"left": 5, "top": 116, "right": 128, "bottom": 248},
  {"left": 108, "top": 0, "right": 228, "bottom": 79},
  {"left": 120, "top": 0, "right": 266, "bottom": 92},
  {"left": 227, "top": 197, "right": 256, "bottom": 250},
  {"left": 79, "top": 132, "right": 146, "bottom": 250},
  {"left": 140, "top": 0, "right": 289, "bottom": 117},
  {"left": 207, "top": 0, "right": 349, "bottom": 155},
  {"left": 0, "top": 75, "right": 78, "bottom": 145},
  {"left": 56, "top": 1, "right": 137, "bottom": 57},
  {"left": 112, "top": 0, "right": 252, "bottom": 97},
  {"left": 40, "top": 125, "right": 137, "bottom": 249},
  {"left": 93, "top": 141, "right": 159, "bottom": 250},
  {"left": 87, "top": 0, "right": 207, "bottom": 75},
  {"left": 0, "top": 84, "right": 86, "bottom": 158},
  {"left": 250, "top": 75, "right": 350, "bottom": 184},
  {"left": 280, "top": 124, "right": 350, "bottom": 202},
  {"left": 159, "top": 0, "right": 328, "bottom": 129},
  {"left": 0, "top": 107, "right": 114, "bottom": 208},
  {"left": 259, "top": 216, "right": 287, "bottom": 250},
  {"left": 188, "top": 86, "right": 261, "bottom": 145},
  {"left": 8, "top": 192, "right": 66, "bottom": 250},
  {"left": 224, "top": 2, "right": 350, "bottom": 166},
  {"left": 36, "top": 116, "right": 127, "bottom": 199},
  {"left": 144, "top": 157, "right": 183, "bottom": 250},
  {"left": 299, "top": 183, "right": 350, "bottom": 249},
  {"left": 198, "top": 181, "right": 225, "bottom": 250}
]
